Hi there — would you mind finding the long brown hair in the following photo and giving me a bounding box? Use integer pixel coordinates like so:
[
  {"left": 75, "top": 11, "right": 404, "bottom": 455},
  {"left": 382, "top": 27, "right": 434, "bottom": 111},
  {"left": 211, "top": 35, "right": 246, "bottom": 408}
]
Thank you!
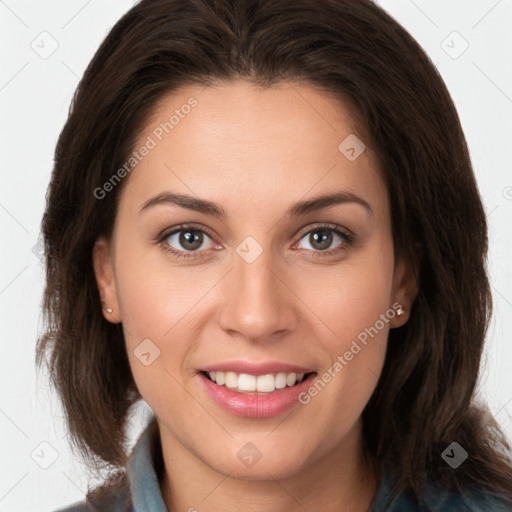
[{"left": 37, "top": 0, "right": 512, "bottom": 504}]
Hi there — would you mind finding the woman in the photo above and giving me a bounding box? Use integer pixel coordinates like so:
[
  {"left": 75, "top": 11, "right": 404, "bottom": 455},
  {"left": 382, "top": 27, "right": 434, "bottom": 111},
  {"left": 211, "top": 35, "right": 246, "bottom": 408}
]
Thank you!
[{"left": 37, "top": 0, "right": 512, "bottom": 510}]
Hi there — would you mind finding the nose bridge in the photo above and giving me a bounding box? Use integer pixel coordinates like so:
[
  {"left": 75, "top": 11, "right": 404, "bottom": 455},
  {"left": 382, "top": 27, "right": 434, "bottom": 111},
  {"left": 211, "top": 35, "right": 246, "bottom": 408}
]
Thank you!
[{"left": 218, "top": 242, "right": 297, "bottom": 341}]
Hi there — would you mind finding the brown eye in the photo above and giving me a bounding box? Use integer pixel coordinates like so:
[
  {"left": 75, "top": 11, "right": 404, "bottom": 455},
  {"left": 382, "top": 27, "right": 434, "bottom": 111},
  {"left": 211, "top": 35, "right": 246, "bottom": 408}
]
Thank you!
[
  {"left": 309, "top": 230, "right": 333, "bottom": 250},
  {"left": 297, "top": 228, "right": 349, "bottom": 252},
  {"left": 179, "top": 230, "right": 203, "bottom": 250},
  {"left": 164, "top": 228, "right": 216, "bottom": 253}
]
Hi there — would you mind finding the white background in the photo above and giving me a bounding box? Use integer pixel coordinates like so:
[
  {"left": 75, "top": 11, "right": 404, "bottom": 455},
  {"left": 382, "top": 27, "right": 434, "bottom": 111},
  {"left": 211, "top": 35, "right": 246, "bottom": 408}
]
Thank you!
[{"left": 1, "top": 1, "right": 511, "bottom": 510}]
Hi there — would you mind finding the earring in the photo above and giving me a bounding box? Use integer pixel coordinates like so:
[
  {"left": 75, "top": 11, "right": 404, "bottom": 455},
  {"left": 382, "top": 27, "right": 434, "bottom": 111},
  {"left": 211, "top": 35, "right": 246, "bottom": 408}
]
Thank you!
[
  {"left": 397, "top": 305, "right": 405, "bottom": 316},
  {"left": 104, "top": 307, "right": 113, "bottom": 314}
]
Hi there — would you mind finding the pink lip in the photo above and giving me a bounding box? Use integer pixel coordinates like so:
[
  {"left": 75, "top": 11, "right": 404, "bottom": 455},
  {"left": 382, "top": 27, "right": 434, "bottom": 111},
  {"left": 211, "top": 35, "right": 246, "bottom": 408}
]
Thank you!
[
  {"left": 198, "top": 371, "right": 316, "bottom": 418},
  {"left": 199, "top": 361, "right": 313, "bottom": 376}
]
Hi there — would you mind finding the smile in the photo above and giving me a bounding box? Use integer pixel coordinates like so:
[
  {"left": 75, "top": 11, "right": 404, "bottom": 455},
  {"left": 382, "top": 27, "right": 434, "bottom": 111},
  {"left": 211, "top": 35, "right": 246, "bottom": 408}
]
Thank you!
[
  {"left": 198, "top": 362, "right": 317, "bottom": 418},
  {"left": 203, "top": 371, "right": 309, "bottom": 393}
]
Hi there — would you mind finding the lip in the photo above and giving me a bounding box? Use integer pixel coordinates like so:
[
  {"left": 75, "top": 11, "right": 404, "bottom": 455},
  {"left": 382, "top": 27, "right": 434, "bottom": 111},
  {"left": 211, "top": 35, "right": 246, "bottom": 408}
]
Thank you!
[
  {"left": 198, "top": 370, "right": 317, "bottom": 418},
  {"left": 199, "top": 361, "right": 313, "bottom": 377}
]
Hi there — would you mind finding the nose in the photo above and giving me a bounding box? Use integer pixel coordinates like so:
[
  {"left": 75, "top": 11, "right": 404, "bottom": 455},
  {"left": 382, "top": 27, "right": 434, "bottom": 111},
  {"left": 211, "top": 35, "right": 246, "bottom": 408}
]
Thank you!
[{"left": 217, "top": 248, "right": 299, "bottom": 343}]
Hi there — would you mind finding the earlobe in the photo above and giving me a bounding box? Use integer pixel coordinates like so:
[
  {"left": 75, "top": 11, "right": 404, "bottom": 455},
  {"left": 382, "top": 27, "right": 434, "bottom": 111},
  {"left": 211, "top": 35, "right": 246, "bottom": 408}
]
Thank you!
[
  {"left": 92, "top": 237, "right": 121, "bottom": 323},
  {"left": 390, "top": 253, "right": 419, "bottom": 328}
]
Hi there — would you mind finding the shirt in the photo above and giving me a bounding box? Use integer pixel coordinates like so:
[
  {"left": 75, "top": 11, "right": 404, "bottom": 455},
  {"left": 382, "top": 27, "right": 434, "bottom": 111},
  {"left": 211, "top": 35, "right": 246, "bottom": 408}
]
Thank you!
[{"left": 56, "top": 421, "right": 512, "bottom": 511}]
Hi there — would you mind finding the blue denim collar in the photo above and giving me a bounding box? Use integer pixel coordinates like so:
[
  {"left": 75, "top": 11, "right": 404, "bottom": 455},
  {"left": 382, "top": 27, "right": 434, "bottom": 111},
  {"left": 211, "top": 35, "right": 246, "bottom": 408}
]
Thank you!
[
  {"left": 127, "top": 419, "right": 168, "bottom": 512},
  {"left": 126, "top": 419, "right": 511, "bottom": 512}
]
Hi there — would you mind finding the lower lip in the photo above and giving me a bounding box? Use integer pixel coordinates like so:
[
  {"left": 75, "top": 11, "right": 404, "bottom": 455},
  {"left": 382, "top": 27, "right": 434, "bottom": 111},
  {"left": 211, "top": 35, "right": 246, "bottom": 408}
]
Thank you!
[{"left": 199, "top": 372, "right": 316, "bottom": 418}]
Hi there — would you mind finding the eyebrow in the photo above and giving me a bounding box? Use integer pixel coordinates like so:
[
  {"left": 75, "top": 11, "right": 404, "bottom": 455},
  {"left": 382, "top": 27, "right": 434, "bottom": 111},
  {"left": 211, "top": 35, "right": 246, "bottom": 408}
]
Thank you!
[{"left": 140, "top": 190, "right": 373, "bottom": 217}]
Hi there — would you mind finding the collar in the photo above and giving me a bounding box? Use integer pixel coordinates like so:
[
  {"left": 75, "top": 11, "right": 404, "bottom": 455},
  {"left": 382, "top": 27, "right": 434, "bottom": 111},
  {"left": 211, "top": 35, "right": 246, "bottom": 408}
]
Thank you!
[
  {"left": 126, "top": 418, "right": 168, "bottom": 512},
  {"left": 125, "top": 419, "right": 510, "bottom": 511}
]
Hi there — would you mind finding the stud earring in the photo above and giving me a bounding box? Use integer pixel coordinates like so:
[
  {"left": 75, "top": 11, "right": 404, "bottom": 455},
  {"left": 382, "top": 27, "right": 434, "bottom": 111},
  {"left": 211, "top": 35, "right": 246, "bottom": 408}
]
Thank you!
[
  {"left": 396, "top": 305, "right": 405, "bottom": 316},
  {"left": 104, "top": 307, "right": 113, "bottom": 314}
]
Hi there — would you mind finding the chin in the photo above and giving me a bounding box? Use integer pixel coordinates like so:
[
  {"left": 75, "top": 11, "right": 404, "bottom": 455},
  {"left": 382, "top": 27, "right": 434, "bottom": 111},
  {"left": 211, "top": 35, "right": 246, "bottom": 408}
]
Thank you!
[
  {"left": 213, "top": 451, "right": 311, "bottom": 481},
  {"left": 196, "top": 433, "right": 317, "bottom": 481}
]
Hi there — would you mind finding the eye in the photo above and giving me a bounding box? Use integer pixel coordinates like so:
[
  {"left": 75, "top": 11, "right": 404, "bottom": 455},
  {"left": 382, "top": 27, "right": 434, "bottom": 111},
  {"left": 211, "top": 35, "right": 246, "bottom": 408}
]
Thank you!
[
  {"left": 159, "top": 225, "right": 219, "bottom": 259},
  {"left": 157, "top": 223, "right": 353, "bottom": 260},
  {"left": 295, "top": 224, "right": 352, "bottom": 255}
]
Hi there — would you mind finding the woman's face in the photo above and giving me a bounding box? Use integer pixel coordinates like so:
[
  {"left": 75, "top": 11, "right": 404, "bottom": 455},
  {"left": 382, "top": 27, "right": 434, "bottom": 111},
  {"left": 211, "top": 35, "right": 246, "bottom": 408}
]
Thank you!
[{"left": 94, "top": 80, "right": 413, "bottom": 480}]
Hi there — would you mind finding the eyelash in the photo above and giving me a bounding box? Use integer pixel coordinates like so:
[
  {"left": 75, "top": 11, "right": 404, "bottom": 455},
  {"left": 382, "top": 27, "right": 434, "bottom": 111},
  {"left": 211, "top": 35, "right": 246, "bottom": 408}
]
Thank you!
[{"left": 156, "top": 223, "right": 354, "bottom": 260}]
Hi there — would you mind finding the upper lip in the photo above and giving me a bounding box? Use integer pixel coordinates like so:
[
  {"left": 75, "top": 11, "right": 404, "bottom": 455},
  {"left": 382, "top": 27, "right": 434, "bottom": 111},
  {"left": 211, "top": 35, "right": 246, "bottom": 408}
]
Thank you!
[{"left": 199, "top": 361, "right": 314, "bottom": 376}]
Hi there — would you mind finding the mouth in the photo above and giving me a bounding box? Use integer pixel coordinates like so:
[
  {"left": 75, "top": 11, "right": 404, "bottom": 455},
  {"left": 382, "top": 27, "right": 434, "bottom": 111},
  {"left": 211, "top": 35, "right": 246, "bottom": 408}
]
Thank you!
[
  {"left": 201, "top": 370, "right": 316, "bottom": 394},
  {"left": 198, "top": 367, "right": 318, "bottom": 418}
]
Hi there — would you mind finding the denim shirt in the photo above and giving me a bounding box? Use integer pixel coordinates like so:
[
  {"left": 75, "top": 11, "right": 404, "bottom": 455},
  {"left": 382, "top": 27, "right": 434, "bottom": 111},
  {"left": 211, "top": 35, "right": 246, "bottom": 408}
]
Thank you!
[{"left": 56, "top": 421, "right": 512, "bottom": 512}]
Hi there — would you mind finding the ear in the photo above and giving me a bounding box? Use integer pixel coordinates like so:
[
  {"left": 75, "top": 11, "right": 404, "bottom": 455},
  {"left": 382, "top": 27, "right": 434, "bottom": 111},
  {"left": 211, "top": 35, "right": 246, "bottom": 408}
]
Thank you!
[
  {"left": 92, "top": 236, "right": 122, "bottom": 323},
  {"left": 390, "top": 252, "right": 419, "bottom": 328}
]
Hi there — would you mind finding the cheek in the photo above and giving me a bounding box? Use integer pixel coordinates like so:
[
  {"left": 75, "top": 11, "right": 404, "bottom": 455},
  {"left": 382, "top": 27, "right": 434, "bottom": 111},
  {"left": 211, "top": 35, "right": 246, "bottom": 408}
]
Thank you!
[
  {"left": 115, "top": 263, "right": 196, "bottom": 418},
  {"left": 297, "top": 297, "right": 391, "bottom": 452},
  {"left": 112, "top": 240, "right": 232, "bottom": 410},
  {"left": 113, "top": 237, "right": 207, "bottom": 344},
  {"left": 295, "top": 243, "right": 394, "bottom": 420},
  {"left": 111, "top": 242, "right": 197, "bottom": 391},
  {"left": 299, "top": 245, "right": 395, "bottom": 353}
]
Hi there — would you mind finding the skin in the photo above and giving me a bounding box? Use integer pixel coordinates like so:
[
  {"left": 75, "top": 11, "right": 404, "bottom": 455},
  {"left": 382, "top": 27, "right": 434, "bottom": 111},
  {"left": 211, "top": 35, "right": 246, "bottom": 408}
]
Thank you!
[{"left": 93, "top": 80, "right": 417, "bottom": 512}]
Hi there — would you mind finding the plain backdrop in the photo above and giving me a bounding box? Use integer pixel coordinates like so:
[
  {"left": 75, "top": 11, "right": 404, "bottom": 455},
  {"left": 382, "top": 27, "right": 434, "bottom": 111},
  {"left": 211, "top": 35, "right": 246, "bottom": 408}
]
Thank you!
[{"left": 1, "top": 1, "right": 511, "bottom": 510}]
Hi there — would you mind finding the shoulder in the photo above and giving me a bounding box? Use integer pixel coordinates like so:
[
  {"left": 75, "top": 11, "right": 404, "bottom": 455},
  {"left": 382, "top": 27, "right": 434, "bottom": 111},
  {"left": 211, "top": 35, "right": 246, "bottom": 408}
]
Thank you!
[
  {"left": 420, "top": 486, "right": 512, "bottom": 511},
  {"left": 53, "top": 476, "right": 132, "bottom": 512},
  {"left": 53, "top": 419, "right": 162, "bottom": 512},
  {"left": 371, "top": 475, "right": 512, "bottom": 511}
]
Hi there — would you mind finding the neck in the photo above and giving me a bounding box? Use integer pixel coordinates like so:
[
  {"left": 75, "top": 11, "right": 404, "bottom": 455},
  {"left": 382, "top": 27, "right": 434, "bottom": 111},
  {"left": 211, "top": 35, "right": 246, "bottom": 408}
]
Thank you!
[{"left": 158, "top": 421, "right": 378, "bottom": 512}]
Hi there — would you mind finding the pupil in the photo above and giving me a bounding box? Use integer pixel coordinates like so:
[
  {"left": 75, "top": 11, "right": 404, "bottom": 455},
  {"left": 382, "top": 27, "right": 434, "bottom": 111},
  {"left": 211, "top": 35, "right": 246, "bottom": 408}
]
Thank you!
[
  {"left": 180, "top": 230, "right": 202, "bottom": 250},
  {"left": 311, "top": 230, "right": 332, "bottom": 250}
]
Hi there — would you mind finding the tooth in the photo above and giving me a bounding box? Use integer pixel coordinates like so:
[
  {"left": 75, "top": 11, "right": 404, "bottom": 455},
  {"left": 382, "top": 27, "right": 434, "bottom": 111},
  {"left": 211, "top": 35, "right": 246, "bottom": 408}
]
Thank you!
[
  {"left": 286, "top": 373, "right": 297, "bottom": 387},
  {"left": 275, "top": 373, "right": 287, "bottom": 389},
  {"left": 256, "top": 374, "right": 275, "bottom": 392},
  {"left": 208, "top": 370, "right": 310, "bottom": 391},
  {"left": 238, "top": 373, "right": 257, "bottom": 392},
  {"left": 225, "top": 371, "right": 238, "bottom": 389}
]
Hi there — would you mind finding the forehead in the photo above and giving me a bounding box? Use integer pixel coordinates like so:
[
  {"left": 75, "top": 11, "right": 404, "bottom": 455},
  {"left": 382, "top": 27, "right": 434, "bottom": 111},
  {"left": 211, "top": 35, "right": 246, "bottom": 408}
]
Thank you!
[{"left": 118, "top": 80, "right": 388, "bottom": 220}]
